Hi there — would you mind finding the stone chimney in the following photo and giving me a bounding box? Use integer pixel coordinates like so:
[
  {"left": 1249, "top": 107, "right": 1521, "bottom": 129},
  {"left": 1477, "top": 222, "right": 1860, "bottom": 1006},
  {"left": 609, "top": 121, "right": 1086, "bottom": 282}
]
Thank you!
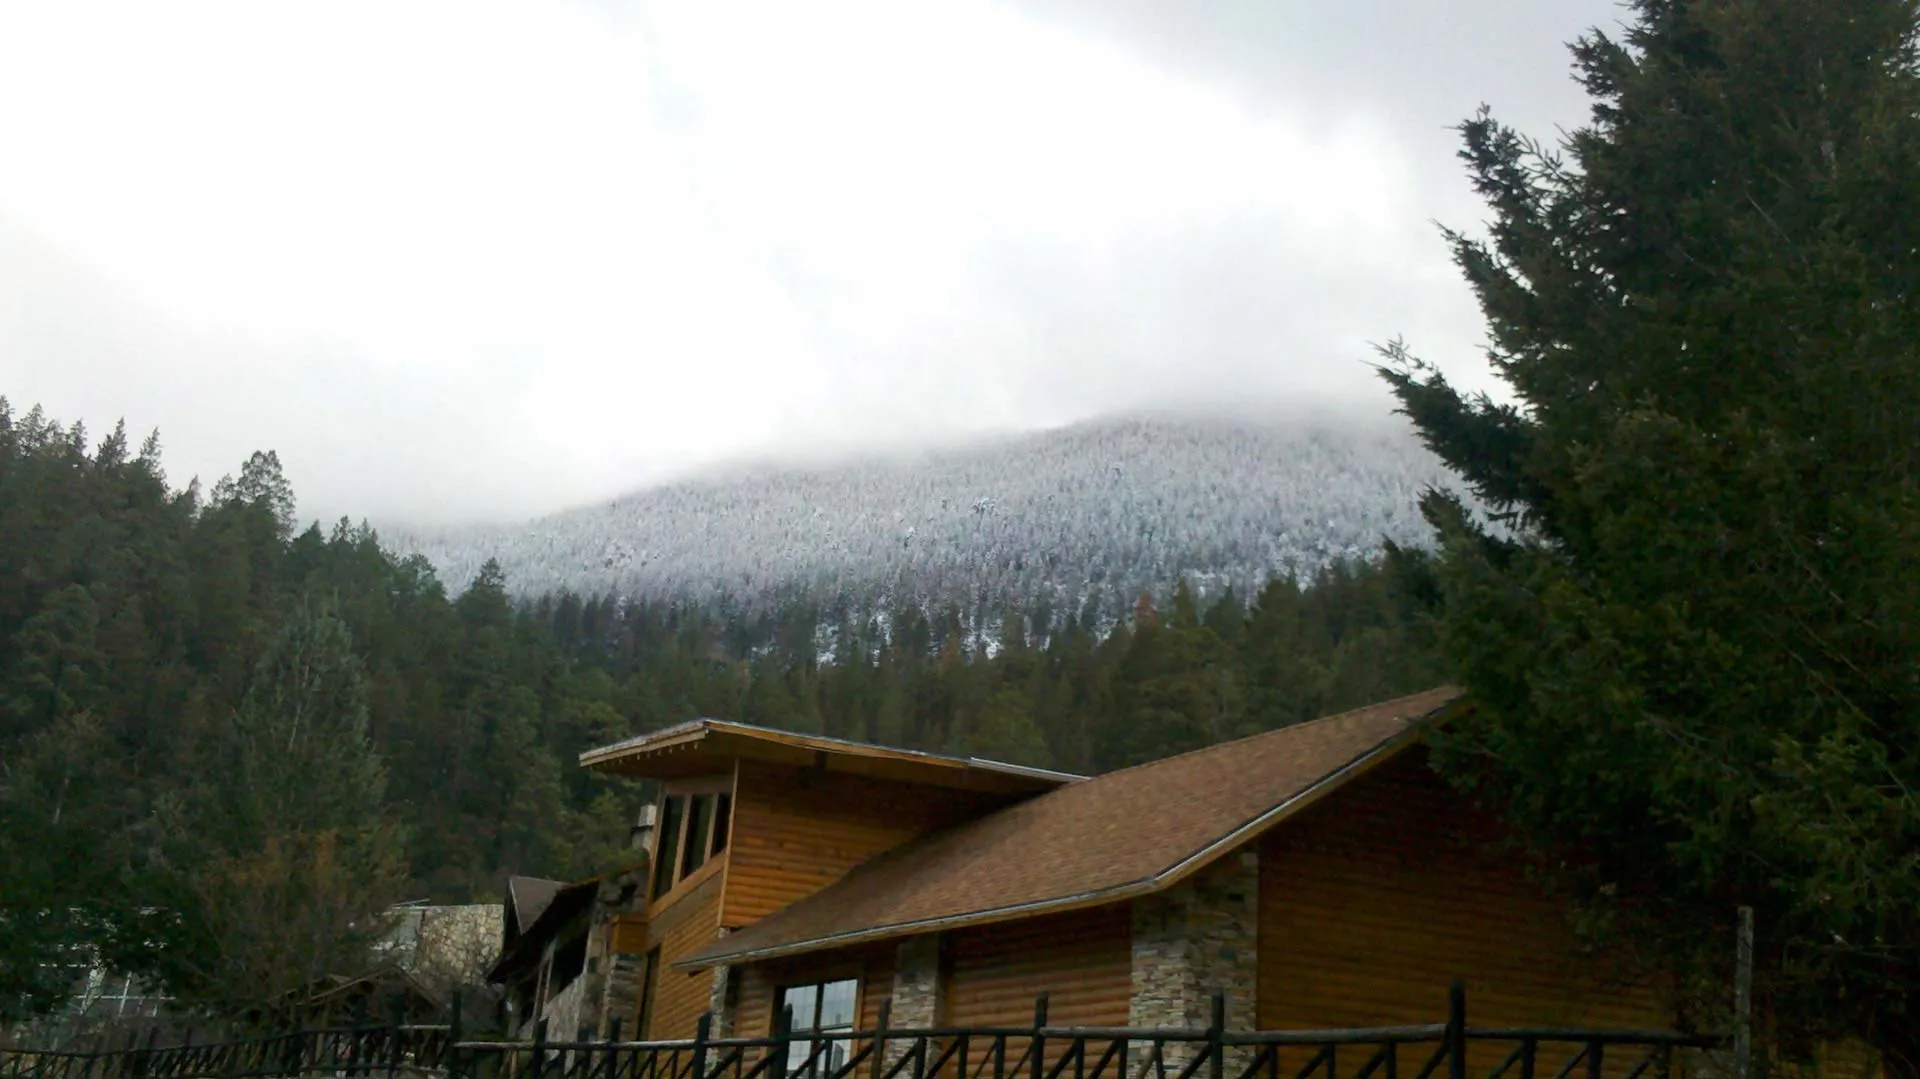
[{"left": 628, "top": 803, "right": 658, "bottom": 852}]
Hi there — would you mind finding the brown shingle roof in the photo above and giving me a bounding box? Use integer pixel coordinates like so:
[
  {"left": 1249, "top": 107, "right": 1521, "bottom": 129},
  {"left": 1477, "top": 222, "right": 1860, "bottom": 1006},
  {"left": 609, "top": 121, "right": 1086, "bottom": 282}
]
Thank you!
[
  {"left": 681, "top": 687, "right": 1460, "bottom": 968},
  {"left": 506, "top": 876, "right": 565, "bottom": 934}
]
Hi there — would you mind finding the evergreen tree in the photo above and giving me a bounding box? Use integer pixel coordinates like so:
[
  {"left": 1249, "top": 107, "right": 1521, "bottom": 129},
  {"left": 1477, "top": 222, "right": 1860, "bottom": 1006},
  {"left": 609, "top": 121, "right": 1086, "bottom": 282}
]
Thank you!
[
  {"left": 0, "top": 712, "right": 129, "bottom": 1019},
  {"left": 1098, "top": 613, "right": 1220, "bottom": 771},
  {"left": 210, "top": 450, "right": 297, "bottom": 542},
  {"left": 1241, "top": 576, "right": 1320, "bottom": 729},
  {"left": 1380, "top": 1, "right": 1920, "bottom": 1066},
  {"left": 3, "top": 584, "right": 106, "bottom": 735},
  {"left": 965, "top": 684, "right": 1053, "bottom": 768},
  {"left": 171, "top": 598, "right": 405, "bottom": 1013},
  {"left": 223, "top": 599, "right": 387, "bottom": 840}
]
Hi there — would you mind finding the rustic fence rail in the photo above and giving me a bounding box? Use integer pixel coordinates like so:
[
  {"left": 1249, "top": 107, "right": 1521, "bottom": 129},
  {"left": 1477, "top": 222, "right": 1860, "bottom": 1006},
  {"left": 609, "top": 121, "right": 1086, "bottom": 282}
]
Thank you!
[{"left": 1, "top": 985, "right": 1720, "bottom": 1079}]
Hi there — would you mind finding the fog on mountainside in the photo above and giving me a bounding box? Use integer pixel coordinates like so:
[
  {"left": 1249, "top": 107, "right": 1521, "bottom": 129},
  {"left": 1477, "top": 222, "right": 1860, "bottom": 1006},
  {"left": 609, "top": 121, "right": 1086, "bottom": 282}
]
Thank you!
[{"left": 390, "top": 412, "right": 1457, "bottom": 619}]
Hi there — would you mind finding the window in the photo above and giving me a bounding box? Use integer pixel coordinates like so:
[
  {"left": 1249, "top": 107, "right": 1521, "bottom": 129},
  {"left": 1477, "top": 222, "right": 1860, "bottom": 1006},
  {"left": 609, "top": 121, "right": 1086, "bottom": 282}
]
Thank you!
[
  {"left": 681, "top": 795, "right": 714, "bottom": 878},
  {"left": 650, "top": 797, "right": 684, "bottom": 901},
  {"left": 712, "top": 793, "right": 732, "bottom": 855},
  {"left": 635, "top": 946, "right": 661, "bottom": 1038},
  {"left": 779, "top": 979, "right": 858, "bottom": 1075},
  {"left": 650, "top": 786, "right": 735, "bottom": 903}
]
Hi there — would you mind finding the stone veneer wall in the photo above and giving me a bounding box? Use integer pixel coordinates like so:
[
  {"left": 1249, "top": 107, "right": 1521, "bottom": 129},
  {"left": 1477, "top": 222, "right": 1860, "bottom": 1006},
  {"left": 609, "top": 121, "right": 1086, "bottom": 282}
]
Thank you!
[
  {"left": 1129, "top": 849, "right": 1259, "bottom": 1068},
  {"left": 542, "top": 974, "right": 590, "bottom": 1045},
  {"left": 704, "top": 966, "right": 733, "bottom": 1037},
  {"left": 599, "top": 952, "right": 648, "bottom": 1038},
  {"left": 708, "top": 929, "right": 735, "bottom": 1037},
  {"left": 885, "top": 934, "right": 943, "bottom": 1066}
]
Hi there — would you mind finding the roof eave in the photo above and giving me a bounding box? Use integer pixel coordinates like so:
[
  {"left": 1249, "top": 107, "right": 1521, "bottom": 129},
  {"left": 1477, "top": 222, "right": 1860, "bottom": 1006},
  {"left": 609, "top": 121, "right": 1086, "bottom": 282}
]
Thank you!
[
  {"left": 578, "top": 720, "right": 713, "bottom": 770},
  {"left": 579, "top": 719, "right": 1084, "bottom": 787},
  {"left": 673, "top": 705, "right": 1450, "bottom": 971}
]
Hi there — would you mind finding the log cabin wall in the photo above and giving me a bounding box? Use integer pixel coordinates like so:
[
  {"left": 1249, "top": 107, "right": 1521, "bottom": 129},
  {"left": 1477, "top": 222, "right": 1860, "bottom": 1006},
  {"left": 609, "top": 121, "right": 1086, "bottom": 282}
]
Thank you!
[
  {"left": 721, "top": 760, "right": 1013, "bottom": 929},
  {"left": 941, "top": 905, "right": 1133, "bottom": 1031},
  {"left": 726, "top": 906, "right": 1129, "bottom": 1057},
  {"left": 1257, "top": 746, "right": 1671, "bottom": 1074},
  {"left": 640, "top": 871, "right": 724, "bottom": 1040}
]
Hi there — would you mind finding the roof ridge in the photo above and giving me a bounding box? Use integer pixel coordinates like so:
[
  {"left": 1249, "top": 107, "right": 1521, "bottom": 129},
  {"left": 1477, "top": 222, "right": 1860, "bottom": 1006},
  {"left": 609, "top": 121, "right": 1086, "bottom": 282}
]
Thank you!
[{"left": 1084, "top": 685, "right": 1459, "bottom": 782}]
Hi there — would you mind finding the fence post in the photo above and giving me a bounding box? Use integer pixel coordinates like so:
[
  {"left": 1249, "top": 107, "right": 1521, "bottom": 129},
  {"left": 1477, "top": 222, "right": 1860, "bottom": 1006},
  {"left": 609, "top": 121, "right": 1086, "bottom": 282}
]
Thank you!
[
  {"left": 532, "top": 1019, "right": 549, "bottom": 1079},
  {"left": 691, "top": 1013, "right": 712, "bottom": 1079},
  {"left": 278, "top": 1026, "right": 299, "bottom": 1079},
  {"left": 352, "top": 997, "right": 371, "bottom": 1079},
  {"left": 1029, "top": 995, "right": 1048, "bottom": 1079},
  {"left": 1445, "top": 982, "right": 1466, "bottom": 1079},
  {"left": 870, "top": 998, "right": 891, "bottom": 1079},
  {"left": 389, "top": 996, "right": 408, "bottom": 1079},
  {"left": 772, "top": 1004, "right": 792, "bottom": 1079},
  {"left": 448, "top": 995, "right": 464, "bottom": 1079},
  {"left": 1208, "top": 993, "right": 1226, "bottom": 1079},
  {"left": 1733, "top": 907, "right": 1753, "bottom": 1079},
  {"left": 605, "top": 1019, "right": 623, "bottom": 1079}
]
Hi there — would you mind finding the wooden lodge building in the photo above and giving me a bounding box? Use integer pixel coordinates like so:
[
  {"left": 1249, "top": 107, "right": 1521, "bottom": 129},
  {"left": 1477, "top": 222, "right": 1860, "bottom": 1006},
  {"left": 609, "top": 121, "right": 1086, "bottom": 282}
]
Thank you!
[{"left": 506, "top": 686, "right": 1693, "bottom": 1055}]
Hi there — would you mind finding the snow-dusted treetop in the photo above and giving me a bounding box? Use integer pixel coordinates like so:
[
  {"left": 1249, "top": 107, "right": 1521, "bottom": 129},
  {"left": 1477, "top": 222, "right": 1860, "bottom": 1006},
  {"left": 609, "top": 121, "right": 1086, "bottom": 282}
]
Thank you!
[{"left": 388, "top": 413, "right": 1457, "bottom": 617}]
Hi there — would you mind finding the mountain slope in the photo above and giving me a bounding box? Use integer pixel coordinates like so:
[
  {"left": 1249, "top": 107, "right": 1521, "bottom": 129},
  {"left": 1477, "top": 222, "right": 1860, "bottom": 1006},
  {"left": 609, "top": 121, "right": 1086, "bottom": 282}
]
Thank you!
[{"left": 388, "top": 412, "right": 1454, "bottom": 614}]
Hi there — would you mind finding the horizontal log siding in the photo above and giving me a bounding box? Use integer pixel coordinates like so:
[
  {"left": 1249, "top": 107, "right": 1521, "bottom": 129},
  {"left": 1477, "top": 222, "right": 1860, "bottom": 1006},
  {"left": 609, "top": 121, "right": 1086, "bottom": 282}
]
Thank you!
[
  {"left": 722, "top": 760, "right": 1008, "bottom": 928},
  {"left": 943, "top": 905, "right": 1132, "bottom": 1032},
  {"left": 609, "top": 913, "right": 649, "bottom": 955},
  {"left": 644, "top": 873, "right": 724, "bottom": 1040},
  {"left": 1258, "top": 748, "right": 1669, "bottom": 1077}
]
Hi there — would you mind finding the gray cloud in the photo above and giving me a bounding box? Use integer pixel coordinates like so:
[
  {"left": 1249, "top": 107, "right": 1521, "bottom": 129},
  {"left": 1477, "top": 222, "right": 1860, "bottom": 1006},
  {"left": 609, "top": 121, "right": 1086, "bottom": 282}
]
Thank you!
[
  {"left": 1015, "top": 0, "right": 1622, "bottom": 150},
  {"left": 0, "top": 0, "right": 1623, "bottom": 528}
]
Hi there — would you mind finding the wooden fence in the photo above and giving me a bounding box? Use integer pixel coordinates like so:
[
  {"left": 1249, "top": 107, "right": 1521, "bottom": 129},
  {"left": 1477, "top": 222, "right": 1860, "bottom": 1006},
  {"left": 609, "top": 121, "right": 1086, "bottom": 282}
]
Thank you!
[{"left": 1, "top": 985, "right": 1720, "bottom": 1079}]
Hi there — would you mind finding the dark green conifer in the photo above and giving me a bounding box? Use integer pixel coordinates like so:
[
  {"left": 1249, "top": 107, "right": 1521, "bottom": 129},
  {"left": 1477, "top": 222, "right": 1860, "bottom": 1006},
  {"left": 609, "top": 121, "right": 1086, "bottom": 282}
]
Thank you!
[{"left": 1381, "top": 0, "right": 1920, "bottom": 1064}]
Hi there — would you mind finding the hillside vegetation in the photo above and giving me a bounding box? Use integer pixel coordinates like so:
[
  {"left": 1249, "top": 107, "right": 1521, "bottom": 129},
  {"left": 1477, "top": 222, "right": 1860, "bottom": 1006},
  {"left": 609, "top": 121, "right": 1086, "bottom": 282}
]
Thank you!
[{"left": 0, "top": 398, "right": 1442, "bottom": 1017}]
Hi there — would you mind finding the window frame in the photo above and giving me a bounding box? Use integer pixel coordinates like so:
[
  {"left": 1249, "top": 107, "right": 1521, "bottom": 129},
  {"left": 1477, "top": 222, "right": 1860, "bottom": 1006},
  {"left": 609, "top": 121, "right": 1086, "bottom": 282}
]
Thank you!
[
  {"left": 681, "top": 793, "right": 715, "bottom": 878},
  {"left": 649, "top": 795, "right": 685, "bottom": 901},
  {"left": 776, "top": 977, "right": 861, "bottom": 1076},
  {"left": 649, "top": 777, "right": 735, "bottom": 908},
  {"left": 635, "top": 946, "right": 661, "bottom": 1038}
]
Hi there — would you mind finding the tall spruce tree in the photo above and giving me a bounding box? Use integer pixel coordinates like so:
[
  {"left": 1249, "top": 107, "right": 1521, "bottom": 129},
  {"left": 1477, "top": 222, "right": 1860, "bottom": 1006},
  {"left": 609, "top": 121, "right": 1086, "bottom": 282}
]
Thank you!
[
  {"left": 175, "top": 597, "right": 405, "bottom": 1012},
  {"left": 1381, "top": 0, "right": 1920, "bottom": 1069},
  {"left": 224, "top": 599, "right": 388, "bottom": 839}
]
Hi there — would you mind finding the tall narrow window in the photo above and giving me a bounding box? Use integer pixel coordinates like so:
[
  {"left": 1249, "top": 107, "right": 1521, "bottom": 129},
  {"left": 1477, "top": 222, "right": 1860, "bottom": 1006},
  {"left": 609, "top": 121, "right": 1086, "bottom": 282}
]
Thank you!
[
  {"left": 635, "top": 946, "right": 661, "bottom": 1039},
  {"left": 711, "top": 793, "right": 733, "bottom": 855},
  {"left": 681, "top": 794, "right": 714, "bottom": 879},
  {"left": 650, "top": 797, "right": 684, "bottom": 901}
]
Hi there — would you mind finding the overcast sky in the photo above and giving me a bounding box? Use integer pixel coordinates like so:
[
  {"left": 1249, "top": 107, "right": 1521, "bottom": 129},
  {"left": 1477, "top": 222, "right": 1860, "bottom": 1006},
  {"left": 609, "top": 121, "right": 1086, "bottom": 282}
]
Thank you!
[{"left": 0, "top": 0, "right": 1624, "bottom": 527}]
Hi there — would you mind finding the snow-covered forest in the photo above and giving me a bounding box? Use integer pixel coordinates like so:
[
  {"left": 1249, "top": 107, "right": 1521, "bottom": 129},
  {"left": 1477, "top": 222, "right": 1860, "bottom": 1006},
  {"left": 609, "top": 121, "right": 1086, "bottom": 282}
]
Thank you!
[{"left": 390, "top": 412, "right": 1457, "bottom": 620}]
